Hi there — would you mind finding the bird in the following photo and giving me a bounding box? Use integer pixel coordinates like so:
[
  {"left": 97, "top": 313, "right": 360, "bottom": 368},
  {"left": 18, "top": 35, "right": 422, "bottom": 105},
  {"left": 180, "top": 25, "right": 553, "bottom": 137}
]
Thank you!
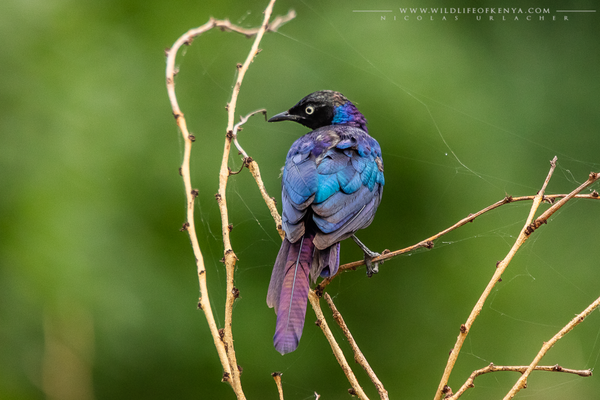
[{"left": 266, "top": 90, "right": 385, "bottom": 355}]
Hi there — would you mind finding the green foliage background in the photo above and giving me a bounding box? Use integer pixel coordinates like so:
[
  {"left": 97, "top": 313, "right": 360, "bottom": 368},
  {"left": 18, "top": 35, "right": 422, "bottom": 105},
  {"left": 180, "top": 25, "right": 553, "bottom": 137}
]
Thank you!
[{"left": 1, "top": 0, "right": 599, "bottom": 399}]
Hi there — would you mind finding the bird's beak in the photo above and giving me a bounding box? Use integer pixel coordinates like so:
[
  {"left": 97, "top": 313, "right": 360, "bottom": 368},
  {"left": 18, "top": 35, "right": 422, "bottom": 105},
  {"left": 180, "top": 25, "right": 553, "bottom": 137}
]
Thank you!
[{"left": 268, "top": 110, "right": 302, "bottom": 123}]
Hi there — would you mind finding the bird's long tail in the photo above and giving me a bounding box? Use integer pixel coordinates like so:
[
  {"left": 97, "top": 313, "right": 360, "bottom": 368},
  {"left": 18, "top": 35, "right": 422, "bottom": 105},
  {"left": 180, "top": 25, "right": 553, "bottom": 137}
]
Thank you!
[{"left": 267, "top": 235, "right": 314, "bottom": 355}]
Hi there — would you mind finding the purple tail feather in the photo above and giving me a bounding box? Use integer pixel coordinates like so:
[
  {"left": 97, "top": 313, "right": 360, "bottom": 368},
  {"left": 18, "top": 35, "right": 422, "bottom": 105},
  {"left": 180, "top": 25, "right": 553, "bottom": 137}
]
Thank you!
[{"left": 268, "top": 235, "right": 314, "bottom": 355}]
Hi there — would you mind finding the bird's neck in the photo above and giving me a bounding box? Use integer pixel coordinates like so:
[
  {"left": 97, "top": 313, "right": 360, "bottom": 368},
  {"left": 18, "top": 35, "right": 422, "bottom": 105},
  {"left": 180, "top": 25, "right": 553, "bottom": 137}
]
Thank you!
[{"left": 332, "top": 102, "right": 368, "bottom": 132}]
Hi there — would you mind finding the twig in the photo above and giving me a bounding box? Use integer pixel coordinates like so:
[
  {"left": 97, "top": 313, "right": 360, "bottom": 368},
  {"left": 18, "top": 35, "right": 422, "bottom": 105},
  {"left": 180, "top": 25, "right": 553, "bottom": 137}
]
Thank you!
[
  {"left": 308, "top": 290, "right": 370, "bottom": 400},
  {"left": 502, "top": 295, "right": 600, "bottom": 400},
  {"left": 447, "top": 363, "right": 593, "bottom": 399},
  {"left": 219, "top": 6, "right": 279, "bottom": 384},
  {"left": 164, "top": 2, "right": 295, "bottom": 398},
  {"left": 232, "top": 109, "right": 267, "bottom": 159},
  {"left": 317, "top": 189, "right": 600, "bottom": 292},
  {"left": 272, "top": 372, "right": 284, "bottom": 400},
  {"left": 433, "top": 159, "right": 599, "bottom": 400},
  {"left": 231, "top": 109, "right": 284, "bottom": 239},
  {"left": 324, "top": 294, "right": 389, "bottom": 400}
]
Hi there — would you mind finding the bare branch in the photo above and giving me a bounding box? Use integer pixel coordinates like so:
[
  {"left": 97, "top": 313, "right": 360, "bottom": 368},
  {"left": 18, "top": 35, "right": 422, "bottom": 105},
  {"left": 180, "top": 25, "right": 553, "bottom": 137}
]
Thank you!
[
  {"left": 317, "top": 182, "right": 600, "bottom": 291},
  {"left": 164, "top": 1, "right": 295, "bottom": 397},
  {"left": 308, "top": 290, "right": 370, "bottom": 400},
  {"left": 324, "top": 294, "right": 389, "bottom": 400},
  {"left": 447, "top": 363, "right": 593, "bottom": 399},
  {"left": 502, "top": 295, "right": 600, "bottom": 400},
  {"left": 232, "top": 109, "right": 267, "bottom": 159},
  {"left": 433, "top": 158, "right": 599, "bottom": 400},
  {"left": 271, "top": 372, "right": 284, "bottom": 400}
]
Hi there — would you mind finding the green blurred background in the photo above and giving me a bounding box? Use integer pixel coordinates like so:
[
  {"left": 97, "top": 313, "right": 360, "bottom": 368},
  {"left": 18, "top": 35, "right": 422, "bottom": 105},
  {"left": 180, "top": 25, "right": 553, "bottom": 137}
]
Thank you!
[{"left": 1, "top": 0, "right": 599, "bottom": 399}]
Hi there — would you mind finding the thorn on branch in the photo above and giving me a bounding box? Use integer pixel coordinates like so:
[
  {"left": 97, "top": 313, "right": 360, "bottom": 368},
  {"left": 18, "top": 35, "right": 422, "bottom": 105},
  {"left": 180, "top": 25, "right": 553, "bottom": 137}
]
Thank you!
[
  {"left": 315, "top": 319, "right": 322, "bottom": 327},
  {"left": 222, "top": 372, "right": 230, "bottom": 382},
  {"left": 197, "top": 300, "right": 202, "bottom": 310},
  {"left": 180, "top": 222, "right": 190, "bottom": 232},
  {"left": 348, "top": 388, "right": 357, "bottom": 396},
  {"left": 243, "top": 156, "right": 253, "bottom": 167},
  {"left": 591, "top": 190, "right": 599, "bottom": 197},
  {"left": 236, "top": 63, "right": 242, "bottom": 69},
  {"left": 226, "top": 130, "right": 234, "bottom": 140},
  {"left": 498, "top": 277, "right": 503, "bottom": 282},
  {"left": 173, "top": 67, "right": 180, "bottom": 76},
  {"left": 225, "top": 103, "right": 229, "bottom": 111},
  {"left": 424, "top": 240, "right": 435, "bottom": 249},
  {"left": 228, "top": 224, "right": 234, "bottom": 232},
  {"left": 219, "top": 329, "right": 225, "bottom": 341},
  {"left": 232, "top": 287, "right": 240, "bottom": 299},
  {"left": 164, "top": 47, "right": 171, "bottom": 57},
  {"left": 172, "top": 112, "right": 182, "bottom": 120},
  {"left": 314, "top": 285, "right": 324, "bottom": 298},
  {"left": 442, "top": 385, "right": 453, "bottom": 397},
  {"left": 188, "top": 134, "right": 196, "bottom": 142},
  {"left": 178, "top": 167, "right": 183, "bottom": 176},
  {"left": 215, "top": 193, "right": 222, "bottom": 202},
  {"left": 504, "top": 195, "right": 513, "bottom": 203},
  {"left": 496, "top": 260, "right": 501, "bottom": 268},
  {"left": 271, "top": 371, "right": 282, "bottom": 377},
  {"left": 237, "top": 365, "right": 243, "bottom": 374},
  {"left": 191, "top": 189, "right": 199, "bottom": 198},
  {"left": 460, "top": 324, "right": 467, "bottom": 334},
  {"left": 525, "top": 224, "right": 535, "bottom": 235}
]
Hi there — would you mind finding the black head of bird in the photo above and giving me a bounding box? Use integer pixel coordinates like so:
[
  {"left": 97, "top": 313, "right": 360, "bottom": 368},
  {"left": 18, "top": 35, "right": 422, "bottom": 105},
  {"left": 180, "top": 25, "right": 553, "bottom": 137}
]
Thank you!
[{"left": 268, "top": 90, "right": 366, "bottom": 131}]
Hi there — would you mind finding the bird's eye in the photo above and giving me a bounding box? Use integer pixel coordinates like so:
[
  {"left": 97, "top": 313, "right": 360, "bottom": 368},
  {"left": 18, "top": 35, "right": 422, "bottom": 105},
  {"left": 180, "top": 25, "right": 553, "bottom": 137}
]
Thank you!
[{"left": 305, "top": 106, "right": 314, "bottom": 115}]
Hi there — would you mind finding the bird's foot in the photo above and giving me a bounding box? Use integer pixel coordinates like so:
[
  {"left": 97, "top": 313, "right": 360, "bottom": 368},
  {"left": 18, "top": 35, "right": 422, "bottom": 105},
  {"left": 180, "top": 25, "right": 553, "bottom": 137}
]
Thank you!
[
  {"left": 352, "top": 235, "right": 381, "bottom": 278},
  {"left": 364, "top": 252, "right": 380, "bottom": 277}
]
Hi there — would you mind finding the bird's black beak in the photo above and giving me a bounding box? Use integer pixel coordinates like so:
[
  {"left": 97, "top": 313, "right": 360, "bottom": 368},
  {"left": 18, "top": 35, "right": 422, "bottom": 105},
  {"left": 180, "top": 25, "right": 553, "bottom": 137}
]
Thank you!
[{"left": 268, "top": 110, "right": 302, "bottom": 123}]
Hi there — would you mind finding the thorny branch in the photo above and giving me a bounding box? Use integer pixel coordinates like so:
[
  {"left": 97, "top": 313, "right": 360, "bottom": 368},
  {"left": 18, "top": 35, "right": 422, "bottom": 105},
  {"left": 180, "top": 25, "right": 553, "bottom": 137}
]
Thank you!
[
  {"left": 434, "top": 159, "right": 600, "bottom": 400},
  {"left": 446, "top": 363, "right": 593, "bottom": 399},
  {"left": 502, "top": 295, "right": 600, "bottom": 400},
  {"left": 308, "top": 290, "right": 370, "bottom": 400},
  {"left": 325, "top": 294, "right": 389, "bottom": 400},
  {"left": 164, "top": 1, "right": 294, "bottom": 398},
  {"left": 318, "top": 192, "right": 599, "bottom": 291}
]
